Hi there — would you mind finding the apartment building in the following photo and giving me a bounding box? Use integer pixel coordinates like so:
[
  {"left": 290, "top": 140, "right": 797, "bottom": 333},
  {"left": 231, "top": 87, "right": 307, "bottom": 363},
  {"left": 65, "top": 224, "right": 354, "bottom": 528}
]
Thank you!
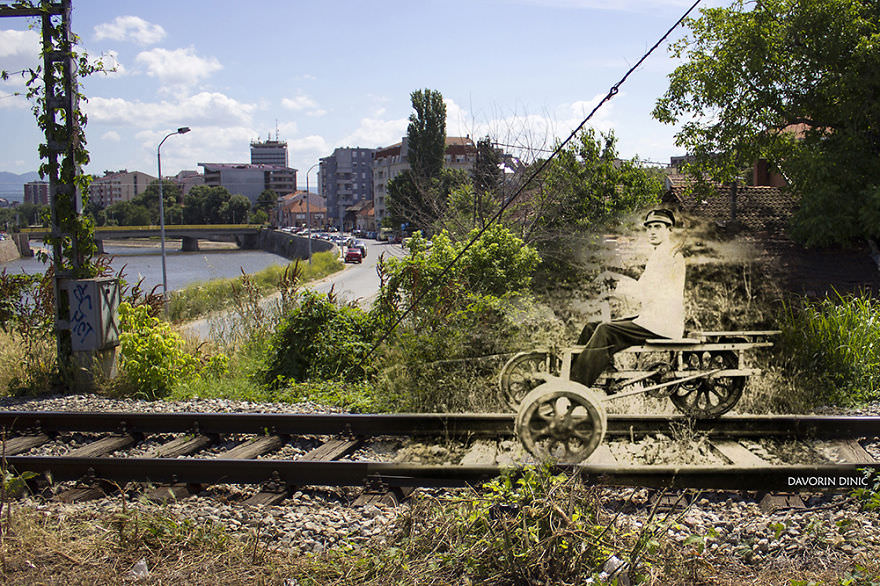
[
  {"left": 90, "top": 170, "right": 157, "bottom": 208},
  {"left": 371, "top": 136, "right": 476, "bottom": 225},
  {"left": 318, "top": 147, "right": 375, "bottom": 228},
  {"left": 23, "top": 181, "right": 49, "bottom": 206}
]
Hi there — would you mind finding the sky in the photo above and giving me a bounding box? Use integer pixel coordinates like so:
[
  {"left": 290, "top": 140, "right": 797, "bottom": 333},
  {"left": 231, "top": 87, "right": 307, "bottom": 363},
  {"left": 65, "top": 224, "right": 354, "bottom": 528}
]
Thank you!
[{"left": 0, "top": 0, "right": 723, "bottom": 192}]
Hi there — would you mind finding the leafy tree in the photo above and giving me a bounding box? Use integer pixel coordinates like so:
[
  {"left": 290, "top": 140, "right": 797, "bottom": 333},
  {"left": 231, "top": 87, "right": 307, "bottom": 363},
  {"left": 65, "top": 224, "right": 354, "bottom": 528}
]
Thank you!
[
  {"left": 255, "top": 189, "right": 278, "bottom": 215},
  {"left": 375, "top": 225, "right": 540, "bottom": 324},
  {"left": 138, "top": 180, "right": 183, "bottom": 224},
  {"left": 407, "top": 88, "right": 446, "bottom": 181},
  {"left": 467, "top": 136, "right": 504, "bottom": 231},
  {"left": 182, "top": 185, "right": 242, "bottom": 224},
  {"left": 473, "top": 136, "right": 502, "bottom": 195},
  {"left": 517, "top": 129, "right": 661, "bottom": 251},
  {"left": 11, "top": 202, "right": 46, "bottom": 227},
  {"left": 223, "top": 194, "right": 252, "bottom": 224},
  {"left": 386, "top": 88, "right": 448, "bottom": 232},
  {"left": 653, "top": 0, "right": 880, "bottom": 246}
]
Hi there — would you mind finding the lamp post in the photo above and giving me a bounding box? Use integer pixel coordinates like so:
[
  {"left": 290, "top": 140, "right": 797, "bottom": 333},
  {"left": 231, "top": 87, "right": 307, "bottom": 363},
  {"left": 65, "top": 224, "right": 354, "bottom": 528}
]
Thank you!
[
  {"left": 305, "top": 162, "right": 319, "bottom": 265},
  {"left": 157, "top": 126, "right": 190, "bottom": 304}
]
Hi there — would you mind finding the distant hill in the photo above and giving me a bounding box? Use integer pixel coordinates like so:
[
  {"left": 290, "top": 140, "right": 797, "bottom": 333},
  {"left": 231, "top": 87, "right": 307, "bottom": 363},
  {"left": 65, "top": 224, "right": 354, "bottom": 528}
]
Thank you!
[{"left": 0, "top": 171, "right": 40, "bottom": 203}]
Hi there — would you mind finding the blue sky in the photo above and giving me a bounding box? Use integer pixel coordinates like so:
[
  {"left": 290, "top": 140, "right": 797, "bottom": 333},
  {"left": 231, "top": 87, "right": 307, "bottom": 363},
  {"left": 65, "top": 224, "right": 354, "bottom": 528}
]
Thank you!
[{"left": 1, "top": 0, "right": 721, "bottom": 190}]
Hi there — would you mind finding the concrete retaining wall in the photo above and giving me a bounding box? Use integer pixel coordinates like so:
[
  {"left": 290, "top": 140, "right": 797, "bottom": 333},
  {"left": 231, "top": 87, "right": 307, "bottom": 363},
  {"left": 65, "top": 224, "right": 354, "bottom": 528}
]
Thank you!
[
  {"left": 0, "top": 239, "right": 19, "bottom": 263},
  {"left": 257, "top": 229, "right": 334, "bottom": 260}
]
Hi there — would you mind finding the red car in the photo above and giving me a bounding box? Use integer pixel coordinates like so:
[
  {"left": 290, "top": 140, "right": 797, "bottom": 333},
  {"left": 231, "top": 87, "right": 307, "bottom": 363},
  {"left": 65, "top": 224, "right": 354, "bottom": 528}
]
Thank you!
[{"left": 344, "top": 247, "right": 363, "bottom": 263}]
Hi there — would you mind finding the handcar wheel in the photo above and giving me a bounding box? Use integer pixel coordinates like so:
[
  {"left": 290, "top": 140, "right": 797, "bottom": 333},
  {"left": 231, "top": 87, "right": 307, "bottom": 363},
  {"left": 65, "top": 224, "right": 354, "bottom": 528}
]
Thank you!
[
  {"left": 499, "top": 351, "right": 560, "bottom": 411},
  {"left": 515, "top": 381, "right": 607, "bottom": 463},
  {"left": 670, "top": 351, "right": 745, "bottom": 418}
]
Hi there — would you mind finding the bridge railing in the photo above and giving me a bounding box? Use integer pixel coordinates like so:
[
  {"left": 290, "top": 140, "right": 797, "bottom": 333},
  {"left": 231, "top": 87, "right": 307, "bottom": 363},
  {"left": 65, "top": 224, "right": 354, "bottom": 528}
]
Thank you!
[{"left": 21, "top": 224, "right": 265, "bottom": 235}]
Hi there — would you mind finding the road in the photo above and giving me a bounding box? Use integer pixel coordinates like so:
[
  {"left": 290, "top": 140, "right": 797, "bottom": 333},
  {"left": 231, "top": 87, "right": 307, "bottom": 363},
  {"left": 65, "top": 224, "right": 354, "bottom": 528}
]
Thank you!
[
  {"left": 181, "top": 238, "right": 406, "bottom": 340},
  {"left": 310, "top": 239, "right": 405, "bottom": 305}
]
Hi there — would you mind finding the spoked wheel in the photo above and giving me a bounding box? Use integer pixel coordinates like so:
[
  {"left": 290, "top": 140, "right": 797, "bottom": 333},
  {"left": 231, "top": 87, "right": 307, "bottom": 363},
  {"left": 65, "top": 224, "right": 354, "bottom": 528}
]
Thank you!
[
  {"left": 515, "top": 381, "right": 607, "bottom": 463},
  {"left": 670, "top": 351, "right": 745, "bottom": 417},
  {"left": 499, "top": 351, "right": 560, "bottom": 411}
]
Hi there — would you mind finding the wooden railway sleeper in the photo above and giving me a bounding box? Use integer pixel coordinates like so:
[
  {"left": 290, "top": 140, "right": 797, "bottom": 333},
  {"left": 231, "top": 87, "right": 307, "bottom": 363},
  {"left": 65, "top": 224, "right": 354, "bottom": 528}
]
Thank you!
[{"left": 260, "top": 470, "right": 288, "bottom": 495}]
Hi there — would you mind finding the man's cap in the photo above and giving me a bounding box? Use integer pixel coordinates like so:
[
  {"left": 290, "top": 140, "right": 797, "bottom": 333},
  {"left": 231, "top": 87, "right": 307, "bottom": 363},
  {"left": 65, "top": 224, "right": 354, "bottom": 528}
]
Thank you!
[{"left": 644, "top": 208, "right": 675, "bottom": 227}]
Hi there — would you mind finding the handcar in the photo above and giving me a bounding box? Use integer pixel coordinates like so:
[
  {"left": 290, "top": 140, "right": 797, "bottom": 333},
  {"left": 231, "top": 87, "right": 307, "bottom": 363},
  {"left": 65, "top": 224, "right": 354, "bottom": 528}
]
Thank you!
[{"left": 499, "top": 330, "right": 779, "bottom": 463}]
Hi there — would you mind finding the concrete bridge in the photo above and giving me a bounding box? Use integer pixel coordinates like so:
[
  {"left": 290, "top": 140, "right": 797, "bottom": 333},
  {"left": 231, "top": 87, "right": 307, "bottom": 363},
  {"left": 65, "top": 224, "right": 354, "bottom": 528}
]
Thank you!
[
  {"left": 18, "top": 225, "right": 333, "bottom": 260},
  {"left": 21, "top": 224, "right": 264, "bottom": 252}
]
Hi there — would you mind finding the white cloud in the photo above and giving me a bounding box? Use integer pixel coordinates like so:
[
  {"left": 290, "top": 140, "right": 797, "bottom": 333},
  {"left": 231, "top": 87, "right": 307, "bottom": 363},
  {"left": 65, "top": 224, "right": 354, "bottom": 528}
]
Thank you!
[
  {"left": 282, "top": 95, "right": 326, "bottom": 118},
  {"left": 101, "top": 130, "right": 121, "bottom": 142},
  {"left": 336, "top": 114, "right": 408, "bottom": 149},
  {"left": 0, "top": 92, "right": 27, "bottom": 109},
  {"left": 0, "top": 29, "right": 40, "bottom": 86},
  {"left": 135, "top": 125, "right": 256, "bottom": 165},
  {"left": 85, "top": 92, "right": 257, "bottom": 127},
  {"left": 94, "top": 16, "right": 166, "bottom": 45},
  {"left": 289, "top": 135, "right": 331, "bottom": 153},
  {"left": 135, "top": 47, "right": 222, "bottom": 88},
  {"left": 90, "top": 50, "right": 127, "bottom": 77},
  {"left": 282, "top": 95, "right": 318, "bottom": 111}
]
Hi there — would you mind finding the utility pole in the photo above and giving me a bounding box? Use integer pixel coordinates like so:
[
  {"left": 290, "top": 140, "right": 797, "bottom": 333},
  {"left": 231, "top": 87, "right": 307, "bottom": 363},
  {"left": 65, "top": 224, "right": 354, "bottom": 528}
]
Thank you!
[{"left": 2, "top": 1, "right": 119, "bottom": 383}]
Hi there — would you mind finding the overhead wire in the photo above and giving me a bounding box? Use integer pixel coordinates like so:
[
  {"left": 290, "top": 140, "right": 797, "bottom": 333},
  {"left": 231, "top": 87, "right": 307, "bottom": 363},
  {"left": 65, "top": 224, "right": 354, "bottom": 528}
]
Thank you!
[{"left": 359, "top": 0, "right": 703, "bottom": 363}]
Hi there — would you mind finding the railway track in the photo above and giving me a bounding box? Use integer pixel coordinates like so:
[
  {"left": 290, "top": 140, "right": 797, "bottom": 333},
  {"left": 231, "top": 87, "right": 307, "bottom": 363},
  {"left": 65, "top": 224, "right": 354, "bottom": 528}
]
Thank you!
[{"left": 1, "top": 411, "right": 879, "bottom": 500}]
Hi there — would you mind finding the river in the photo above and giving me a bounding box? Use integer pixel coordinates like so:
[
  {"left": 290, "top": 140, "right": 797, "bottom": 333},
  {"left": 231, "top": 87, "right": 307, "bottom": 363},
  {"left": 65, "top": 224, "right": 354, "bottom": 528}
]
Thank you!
[{"left": 0, "top": 240, "right": 293, "bottom": 292}]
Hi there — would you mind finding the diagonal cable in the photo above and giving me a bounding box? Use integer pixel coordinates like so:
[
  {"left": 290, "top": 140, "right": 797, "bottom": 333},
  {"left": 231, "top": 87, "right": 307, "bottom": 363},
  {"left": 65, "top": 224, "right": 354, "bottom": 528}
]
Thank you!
[{"left": 363, "top": 0, "right": 702, "bottom": 361}]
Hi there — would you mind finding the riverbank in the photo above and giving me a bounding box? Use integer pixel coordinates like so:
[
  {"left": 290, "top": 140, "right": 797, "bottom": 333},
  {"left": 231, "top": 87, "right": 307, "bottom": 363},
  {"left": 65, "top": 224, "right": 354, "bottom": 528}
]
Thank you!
[{"left": 99, "top": 237, "right": 239, "bottom": 251}]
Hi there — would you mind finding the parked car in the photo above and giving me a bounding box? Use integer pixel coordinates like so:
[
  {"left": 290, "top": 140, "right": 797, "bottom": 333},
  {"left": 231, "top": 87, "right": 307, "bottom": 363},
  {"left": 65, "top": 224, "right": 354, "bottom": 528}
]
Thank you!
[{"left": 344, "top": 247, "right": 363, "bottom": 263}]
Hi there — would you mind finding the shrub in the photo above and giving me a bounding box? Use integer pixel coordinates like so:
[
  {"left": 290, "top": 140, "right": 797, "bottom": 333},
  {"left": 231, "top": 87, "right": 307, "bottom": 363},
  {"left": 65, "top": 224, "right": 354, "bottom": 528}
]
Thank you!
[
  {"left": 780, "top": 292, "right": 880, "bottom": 406},
  {"left": 376, "top": 225, "right": 540, "bottom": 323},
  {"left": 369, "top": 224, "right": 545, "bottom": 412},
  {"left": 117, "top": 302, "right": 228, "bottom": 399},
  {"left": 261, "top": 291, "right": 376, "bottom": 386}
]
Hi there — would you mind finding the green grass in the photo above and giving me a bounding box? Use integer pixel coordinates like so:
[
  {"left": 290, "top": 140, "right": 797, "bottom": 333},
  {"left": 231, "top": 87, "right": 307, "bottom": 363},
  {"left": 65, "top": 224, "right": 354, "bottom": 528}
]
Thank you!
[
  {"left": 168, "top": 332, "right": 380, "bottom": 412},
  {"left": 780, "top": 291, "right": 880, "bottom": 406},
  {"left": 166, "top": 251, "right": 342, "bottom": 322}
]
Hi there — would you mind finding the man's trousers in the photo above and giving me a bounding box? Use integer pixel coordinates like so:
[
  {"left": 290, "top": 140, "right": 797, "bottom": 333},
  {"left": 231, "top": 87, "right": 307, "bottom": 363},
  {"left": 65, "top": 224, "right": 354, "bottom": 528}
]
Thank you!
[{"left": 571, "top": 319, "right": 657, "bottom": 387}]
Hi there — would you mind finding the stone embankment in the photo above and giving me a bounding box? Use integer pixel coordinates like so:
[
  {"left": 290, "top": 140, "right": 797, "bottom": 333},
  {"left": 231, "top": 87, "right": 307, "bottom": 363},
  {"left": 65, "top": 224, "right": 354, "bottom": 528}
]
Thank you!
[
  {"left": 0, "top": 238, "right": 19, "bottom": 262},
  {"left": 253, "top": 229, "right": 335, "bottom": 260},
  {"left": 0, "top": 233, "right": 31, "bottom": 262}
]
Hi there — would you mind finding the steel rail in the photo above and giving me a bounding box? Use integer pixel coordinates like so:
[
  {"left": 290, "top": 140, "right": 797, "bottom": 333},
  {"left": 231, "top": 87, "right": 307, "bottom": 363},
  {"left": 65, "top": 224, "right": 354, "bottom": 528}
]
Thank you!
[
  {"left": 5, "top": 455, "right": 879, "bottom": 492},
  {"left": 1, "top": 411, "right": 879, "bottom": 439}
]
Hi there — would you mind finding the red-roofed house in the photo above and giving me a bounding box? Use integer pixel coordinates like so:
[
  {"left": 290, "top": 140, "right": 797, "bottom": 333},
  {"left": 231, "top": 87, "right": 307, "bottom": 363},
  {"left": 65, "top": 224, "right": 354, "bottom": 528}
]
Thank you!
[{"left": 278, "top": 191, "right": 326, "bottom": 229}]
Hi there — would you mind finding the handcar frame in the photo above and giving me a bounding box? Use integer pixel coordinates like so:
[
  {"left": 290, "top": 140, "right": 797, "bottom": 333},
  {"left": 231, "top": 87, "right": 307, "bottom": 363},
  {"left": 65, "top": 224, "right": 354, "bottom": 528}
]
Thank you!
[{"left": 499, "top": 330, "right": 779, "bottom": 463}]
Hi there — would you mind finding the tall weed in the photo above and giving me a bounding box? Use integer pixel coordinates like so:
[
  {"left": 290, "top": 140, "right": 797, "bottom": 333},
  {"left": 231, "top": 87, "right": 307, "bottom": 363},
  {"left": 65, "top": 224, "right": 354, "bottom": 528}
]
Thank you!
[{"left": 780, "top": 292, "right": 880, "bottom": 406}]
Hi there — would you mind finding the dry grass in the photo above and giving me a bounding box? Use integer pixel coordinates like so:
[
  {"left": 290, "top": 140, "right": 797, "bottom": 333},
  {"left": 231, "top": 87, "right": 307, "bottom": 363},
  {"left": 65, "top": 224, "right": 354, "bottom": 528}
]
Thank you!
[
  {"left": 0, "top": 504, "right": 311, "bottom": 585},
  {"left": 0, "top": 491, "right": 877, "bottom": 585},
  {"left": 0, "top": 330, "right": 55, "bottom": 396}
]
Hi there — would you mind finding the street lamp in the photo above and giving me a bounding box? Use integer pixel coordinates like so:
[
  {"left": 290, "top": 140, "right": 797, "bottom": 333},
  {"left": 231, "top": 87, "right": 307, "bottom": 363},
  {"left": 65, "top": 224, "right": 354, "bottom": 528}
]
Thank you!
[
  {"left": 157, "top": 126, "right": 190, "bottom": 304},
  {"left": 305, "top": 162, "right": 319, "bottom": 265}
]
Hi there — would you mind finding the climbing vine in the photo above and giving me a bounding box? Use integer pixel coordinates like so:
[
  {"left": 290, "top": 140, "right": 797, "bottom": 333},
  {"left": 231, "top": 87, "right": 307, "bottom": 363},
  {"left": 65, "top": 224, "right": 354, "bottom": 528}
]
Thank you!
[{"left": 2, "top": 0, "right": 112, "bottom": 277}]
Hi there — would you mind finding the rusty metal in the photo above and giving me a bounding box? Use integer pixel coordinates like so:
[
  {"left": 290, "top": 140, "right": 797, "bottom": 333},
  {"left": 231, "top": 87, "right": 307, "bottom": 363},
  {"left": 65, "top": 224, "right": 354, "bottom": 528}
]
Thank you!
[
  {"left": 5, "top": 455, "right": 879, "bottom": 492},
  {"left": 1, "top": 411, "right": 879, "bottom": 439}
]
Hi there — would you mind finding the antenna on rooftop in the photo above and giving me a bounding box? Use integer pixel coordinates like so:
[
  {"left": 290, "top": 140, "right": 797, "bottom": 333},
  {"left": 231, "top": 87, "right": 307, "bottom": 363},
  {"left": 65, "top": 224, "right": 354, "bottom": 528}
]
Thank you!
[{"left": 275, "top": 119, "right": 280, "bottom": 141}]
